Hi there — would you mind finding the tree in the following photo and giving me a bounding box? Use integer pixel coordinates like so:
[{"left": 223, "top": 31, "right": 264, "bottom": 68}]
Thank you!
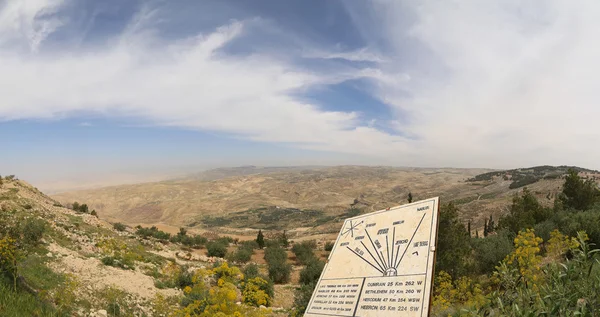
[
  {"left": 264, "top": 245, "right": 291, "bottom": 283},
  {"left": 408, "top": 192, "right": 413, "bottom": 203},
  {"left": 560, "top": 168, "right": 599, "bottom": 211},
  {"left": 436, "top": 203, "right": 472, "bottom": 278},
  {"left": 72, "top": 202, "right": 80, "bottom": 211},
  {"left": 484, "top": 220, "right": 488, "bottom": 237},
  {"left": 498, "top": 188, "right": 551, "bottom": 234},
  {"left": 207, "top": 241, "right": 228, "bottom": 258},
  {"left": 488, "top": 214, "right": 495, "bottom": 233},
  {"left": 279, "top": 230, "right": 289, "bottom": 248},
  {"left": 79, "top": 204, "right": 89, "bottom": 213},
  {"left": 467, "top": 221, "right": 472, "bottom": 236},
  {"left": 256, "top": 230, "right": 265, "bottom": 249},
  {"left": 178, "top": 227, "right": 187, "bottom": 237}
]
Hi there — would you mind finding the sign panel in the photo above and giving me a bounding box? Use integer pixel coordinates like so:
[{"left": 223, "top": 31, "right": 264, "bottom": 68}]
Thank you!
[{"left": 304, "top": 198, "right": 440, "bottom": 317}]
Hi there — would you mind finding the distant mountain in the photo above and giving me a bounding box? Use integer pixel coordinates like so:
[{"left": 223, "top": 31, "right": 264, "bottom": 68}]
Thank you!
[
  {"left": 183, "top": 165, "right": 326, "bottom": 181},
  {"left": 52, "top": 165, "right": 597, "bottom": 238}
]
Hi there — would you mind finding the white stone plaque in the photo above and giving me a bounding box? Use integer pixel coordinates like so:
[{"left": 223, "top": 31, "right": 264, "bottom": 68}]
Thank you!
[{"left": 304, "top": 197, "right": 440, "bottom": 317}]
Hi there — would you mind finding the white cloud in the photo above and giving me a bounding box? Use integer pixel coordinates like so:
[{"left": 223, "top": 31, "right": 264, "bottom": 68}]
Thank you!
[
  {"left": 344, "top": 0, "right": 600, "bottom": 169},
  {"left": 0, "top": 0, "right": 416, "bottom": 162},
  {"left": 2, "top": 0, "right": 600, "bottom": 171}
]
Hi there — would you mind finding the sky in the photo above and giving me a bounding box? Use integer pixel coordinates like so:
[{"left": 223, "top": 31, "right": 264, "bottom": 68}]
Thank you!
[{"left": 1, "top": 0, "right": 600, "bottom": 192}]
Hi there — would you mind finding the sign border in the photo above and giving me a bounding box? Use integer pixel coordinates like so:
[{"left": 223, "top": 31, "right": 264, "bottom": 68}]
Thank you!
[{"left": 305, "top": 197, "right": 440, "bottom": 317}]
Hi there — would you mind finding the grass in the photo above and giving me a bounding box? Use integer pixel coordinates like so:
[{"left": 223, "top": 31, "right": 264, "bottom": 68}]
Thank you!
[
  {"left": 0, "top": 277, "right": 61, "bottom": 317},
  {"left": 19, "top": 253, "right": 65, "bottom": 291}
]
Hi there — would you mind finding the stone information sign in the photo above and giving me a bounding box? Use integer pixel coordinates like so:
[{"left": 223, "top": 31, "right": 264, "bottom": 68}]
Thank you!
[{"left": 304, "top": 197, "right": 440, "bottom": 317}]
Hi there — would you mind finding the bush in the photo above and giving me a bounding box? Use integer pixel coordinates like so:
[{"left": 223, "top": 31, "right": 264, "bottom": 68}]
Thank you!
[
  {"left": 264, "top": 245, "right": 287, "bottom": 264},
  {"left": 242, "top": 277, "right": 273, "bottom": 307},
  {"left": 264, "top": 245, "right": 291, "bottom": 284},
  {"left": 299, "top": 259, "right": 325, "bottom": 285},
  {"left": 292, "top": 240, "right": 317, "bottom": 265},
  {"left": 243, "top": 264, "right": 260, "bottom": 280},
  {"left": 207, "top": 241, "right": 228, "bottom": 258},
  {"left": 228, "top": 247, "right": 253, "bottom": 264},
  {"left": 471, "top": 230, "right": 514, "bottom": 274},
  {"left": 240, "top": 240, "right": 259, "bottom": 251},
  {"left": 113, "top": 223, "right": 127, "bottom": 232},
  {"left": 136, "top": 226, "right": 171, "bottom": 241},
  {"left": 290, "top": 282, "right": 317, "bottom": 316},
  {"left": 22, "top": 218, "right": 46, "bottom": 246},
  {"left": 267, "top": 261, "right": 291, "bottom": 284},
  {"left": 324, "top": 241, "right": 334, "bottom": 251}
]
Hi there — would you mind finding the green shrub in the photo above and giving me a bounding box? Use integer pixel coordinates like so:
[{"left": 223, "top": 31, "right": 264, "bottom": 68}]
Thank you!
[
  {"left": 23, "top": 204, "right": 32, "bottom": 210},
  {"left": 436, "top": 203, "right": 472, "bottom": 278},
  {"left": 299, "top": 259, "right": 325, "bottom": 285},
  {"left": 242, "top": 264, "right": 260, "bottom": 280},
  {"left": 290, "top": 282, "right": 317, "bottom": 316},
  {"left": 264, "top": 245, "right": 291, "bottom": 284},
  {"left": 227, "top": 247, "right": 253, "bottom": 264},
  {"left": 113, "top": 223, "right": 127, "bottom": 232},
  {"left": 324, "top": 241, "right": 334, "bottom": 251},
  {"left": 240, "top": 240, "right": 259, "bottom": 251},
  {"left": 206, "top": 241, "right": 228, "bottom": 258},
  {"left": 22, "top": 218, "right": 46, "bottom": 246},
  {"left": 267, "top": 261, "right": 291, "bottom": 284},
  {"left": 471, "top": 230, "right": 514, "bottom": 274},
  {"left": 560, "top": 168, "right": 600, "bottom": 211},
  {"left": 292, "top": 240, "right": 317, "bottom": 265}
]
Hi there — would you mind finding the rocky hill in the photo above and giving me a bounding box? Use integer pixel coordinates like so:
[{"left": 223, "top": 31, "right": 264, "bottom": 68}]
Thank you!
[
  {"left": 0, "top": 176, "right": 289, "bottom": 316},
  {"left": 52, "top": 165, "right": 591, "bottom": 240}
]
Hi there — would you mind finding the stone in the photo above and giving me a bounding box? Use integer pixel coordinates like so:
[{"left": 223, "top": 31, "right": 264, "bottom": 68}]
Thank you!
[
  {"left": 46, "top": 252, "right": 53, "bottom": 257},
  {"left": 97, "top": 310, "right": 108, "bottom": 317}
]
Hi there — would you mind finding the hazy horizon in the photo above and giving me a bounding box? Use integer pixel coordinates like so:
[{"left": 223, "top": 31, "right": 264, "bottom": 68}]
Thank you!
[{"left": 3, "top": 0, "right": 600, "bottom": 189}]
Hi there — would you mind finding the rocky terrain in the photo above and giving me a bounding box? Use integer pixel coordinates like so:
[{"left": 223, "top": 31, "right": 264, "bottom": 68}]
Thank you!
[
  {"left": 0, "top": 176, "right": 296, "bottom": 316},
  {"left": 52, "top": 165, "right": 597, "bottom": 240}
]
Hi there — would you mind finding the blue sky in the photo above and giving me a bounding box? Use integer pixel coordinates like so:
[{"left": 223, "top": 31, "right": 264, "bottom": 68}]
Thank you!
[{"left": 1, "top": 0, "right": 600, "bottom": 192}]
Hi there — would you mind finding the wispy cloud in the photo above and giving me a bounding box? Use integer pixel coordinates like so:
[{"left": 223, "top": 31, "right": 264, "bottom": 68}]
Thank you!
[{"left": 1, "top": 0, "right": 599, "bottom": 170}]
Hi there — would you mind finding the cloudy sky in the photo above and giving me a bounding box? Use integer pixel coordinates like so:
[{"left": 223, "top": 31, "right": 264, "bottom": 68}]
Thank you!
[{"left": 1, "top": 0, "right": 599, "bottom": 191}]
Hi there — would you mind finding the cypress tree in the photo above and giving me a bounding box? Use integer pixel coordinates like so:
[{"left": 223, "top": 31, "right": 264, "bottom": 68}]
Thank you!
[{"left": 256, "top": 230, "right": 265, "bottom": 249}]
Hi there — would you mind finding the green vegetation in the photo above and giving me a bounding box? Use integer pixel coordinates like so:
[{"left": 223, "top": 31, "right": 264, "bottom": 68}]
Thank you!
[
  {"left": 291, "top": 240, "right": 317, "bottom": 265},
  {"left": 264, "top": 245, "right": 291, "bottom": 284},
  {"left": 256, "top": 230, "right": 265, "bottom": 249},
  {"left": 135, "top": 225, "right": 171, "bottom": 241},
  {"left": 201, "top": 206, "right": 326, "bottom": 230},
  {"left": 112, "top": 222, "right": 127, "bottom": 232},
  {"left": 468, "top": 165, "right": 599, "bottom": 189},
  {"left": 324, "top": 241, "right": 334, "bottom": 251},
  {"left": 432, "top": 167, "right": 600, "bottom": 315},
  {"left": 206, "top": 240, "right": 228, "bottom": 258},
  {"left": 169, "top": 228, "right": 208, "bottom": 248}
]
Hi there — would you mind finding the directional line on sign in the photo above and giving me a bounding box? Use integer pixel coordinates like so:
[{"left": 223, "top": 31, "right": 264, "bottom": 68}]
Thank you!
[
  {"left": 394, "top": 213, "right": 426, "bottom": 269},
  {"left": 365, "top": 229, "right": 388, "bottom": 269},
  {"left": 346, "top": 247, "right": 384, "bottom": 274},
  {"left": 386, "top": 235, "right": 391, "bottom": 269},
  {"left": 360, "top": 241, "right": 386, "bottom": 272},
  {"left": 390, "top": 227, "right": 396, "bottom": 269}
]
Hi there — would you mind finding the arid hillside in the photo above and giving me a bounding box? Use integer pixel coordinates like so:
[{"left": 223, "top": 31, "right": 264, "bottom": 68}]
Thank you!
[{"left": 52, "top": 165, "right": 596, "bottom": 240}]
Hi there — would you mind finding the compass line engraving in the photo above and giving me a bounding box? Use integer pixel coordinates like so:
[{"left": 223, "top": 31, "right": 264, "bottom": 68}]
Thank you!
[
  {"left": 342, "top": 220, "right": 364, "bottom": 238},
  {"left": 394, "top": 213, "right": 426, "bottom": 269},
  {"left": 346, "top": 247, "right": 384, "bottom": 274},
  {"left": 365, "top": 229, "right": 388, "bottom": 270},
  {"left": 386, "top": 235, "right": 391, "bottom": 268},
  {"left": 360, "top": 241, "right": 386, "bottom": 272},
  {"left": 390, "top": 227, "right": 396, "bottom": 269}
]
